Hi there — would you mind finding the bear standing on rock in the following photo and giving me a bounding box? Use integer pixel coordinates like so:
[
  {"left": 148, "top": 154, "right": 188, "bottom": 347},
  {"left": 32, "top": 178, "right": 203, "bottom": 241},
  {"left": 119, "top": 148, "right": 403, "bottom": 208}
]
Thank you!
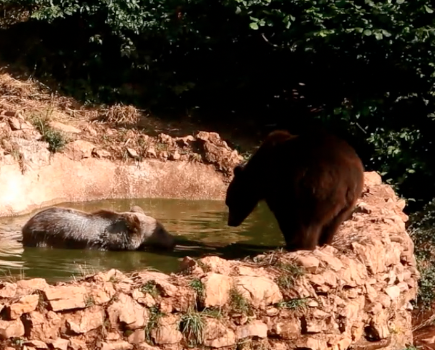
[{"left": 225, "top": 129, "right": 364, "bottom": 251}]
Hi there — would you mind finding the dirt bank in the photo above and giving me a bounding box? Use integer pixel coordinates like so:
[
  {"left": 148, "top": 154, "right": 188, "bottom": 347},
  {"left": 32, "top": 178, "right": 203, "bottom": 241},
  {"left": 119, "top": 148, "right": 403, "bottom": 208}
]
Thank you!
[{"left": 0, "top": 71, "right": 250, "bottom": 216}]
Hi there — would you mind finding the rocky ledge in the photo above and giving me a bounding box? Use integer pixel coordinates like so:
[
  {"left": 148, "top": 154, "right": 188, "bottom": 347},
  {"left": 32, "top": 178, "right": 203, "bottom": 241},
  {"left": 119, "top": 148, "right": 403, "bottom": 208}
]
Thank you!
[
  {"left": 0, "top": 124, "right": 244, "bottom": 216},
  {"left": 0, "top": 172, "right": 419, "bottom": 350}
]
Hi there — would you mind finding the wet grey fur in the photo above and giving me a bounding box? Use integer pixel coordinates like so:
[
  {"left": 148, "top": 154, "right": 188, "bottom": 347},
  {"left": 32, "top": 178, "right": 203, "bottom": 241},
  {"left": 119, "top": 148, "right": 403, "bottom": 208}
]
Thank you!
[{"left": 21, "top": 206, "right": 176, "bottom": 251}]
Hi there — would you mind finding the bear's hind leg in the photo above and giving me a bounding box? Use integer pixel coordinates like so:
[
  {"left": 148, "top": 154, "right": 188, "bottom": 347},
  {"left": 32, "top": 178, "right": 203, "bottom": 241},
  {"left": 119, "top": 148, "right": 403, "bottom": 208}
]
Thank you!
[
  {"left": 278, "top": 219, "right": 323, "bottom": 252},
  {"left": 319, "top": 206, "right": 354, "bottom": 246}
]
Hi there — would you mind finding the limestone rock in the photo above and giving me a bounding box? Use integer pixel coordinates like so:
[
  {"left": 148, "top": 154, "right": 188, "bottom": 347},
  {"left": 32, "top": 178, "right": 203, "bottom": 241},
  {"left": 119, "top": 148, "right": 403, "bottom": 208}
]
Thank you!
[
  {"left": 9, "top": 294, "right": 39, "bottom": 319},
  {"left": 92, "top": 148, "right": 111, "bottom": 158},
  {"left": 233, "top": 276, "right": 283, "bottom": 309},
  {"left": 146, "top": 146, "right": 157, "bottom": 158},
  {"left": 203, "top": 318, "right": 236, "bottom": 348},
  {"left": 136, "top": 343, "right": 160, "bottom": 350},
  {"left": 68, "top": 339, "right": 88, "bottom": 350},
  {"left": 128, "top": 329, "right": 146, "bottom": 344},
  {"left": 63, "top": 140, "right": 95, "bottom": 161},
  {"left": 236, "top": 320, "right": 268, "bottom": 339},
  {"left": 50, "top": 338, "right": 69, "bottom": 350},
  {"left": 270, "top": 319, "right": 301, "bottom": 340},
  {"left": 65, "top": 306, "right": 104, "bottom": 334},
  {"left": 100, "top": 341, "right": 133, "bottom": 350},
  {"left": 199, "top": 256, "right": 232, "bottom": 275},
  {"left": 0, "top": 282, "right": 17, "bottom": 298},
  {"left": 295, "top": 337, "right": 328, "bottom": 350},
  {"left": 44, "top": 285, "right": 87, "bottom": 311},
  {"left": 364, "top": 171, "right": 383, "bottom": 186},
  {"left": 89, "top": 282, "right": 115, "bottom": 305},
  {"left": 50, "top": 121, "right": 81, "bottom": 134},
  {"left": 294, "top": 255, "right": 320, "bottom": 272},
  {"left": 9, "top": 138, "right": 50, "bottom": 167},
  {"left": 385, "top": 285, "right": 401, "bottom": 301},
  {"left": 28, "top": 311, "right": 62, "bottom": 342},
  {"left": 127, "top": 148, "right": 139, "bottom": 159},
  {"left": 24, "top": 340, "right": 48, "bottom": 349},
  {"left": 0, "top": 319, "right": 25, "bottom": 339},
  {"left": 151, "top": 315, "right": 182, "bottom": 345},
  {"left": 107, "top": 293, "right": 148, "bottom": 330},
  {"left": 202, "top": 273, "right": 233, "bottom": 308},
  {"left": 16, "top": 278, "right": 49, "bottom": 292},
  {"left": 195, "top": 131, "right": 243, "bottom": 174}
]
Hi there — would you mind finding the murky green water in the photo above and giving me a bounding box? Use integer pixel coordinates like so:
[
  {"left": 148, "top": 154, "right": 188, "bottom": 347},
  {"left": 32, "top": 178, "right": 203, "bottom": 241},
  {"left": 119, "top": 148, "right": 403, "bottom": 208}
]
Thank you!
[{"left": 0, "top": 198, "right": 284, "bottom": 284}]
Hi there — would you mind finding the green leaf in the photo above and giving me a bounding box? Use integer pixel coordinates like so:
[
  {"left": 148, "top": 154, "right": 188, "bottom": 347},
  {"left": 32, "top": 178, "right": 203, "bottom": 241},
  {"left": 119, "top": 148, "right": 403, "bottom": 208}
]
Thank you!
[
  {"left": 375, "top": 32, "right": 383, "bottom": 40},
  {"left": 235, "top": 7, "right": 241, "bottom": 14},
  {"left": 425, "top": 5, "right": 434, "bottom": 13},
  {"left": 396, "top": 0, "right": 404, "bottom": 4},
  {"left": 363, "top": 29, "right": 372, "bottom": 36},
  {"left": 249, "top": 22, "right": 259, "bottom": 30}
]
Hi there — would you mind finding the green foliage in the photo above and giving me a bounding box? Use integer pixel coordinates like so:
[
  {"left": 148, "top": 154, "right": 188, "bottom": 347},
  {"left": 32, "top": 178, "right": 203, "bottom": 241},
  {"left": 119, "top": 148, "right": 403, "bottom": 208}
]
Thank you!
[
  {"left": 276, "top": 298, "right": 308, "bottom": 310},
  {"left": 276, "top": 262, "right": 305, "bottom": 289},
  {"left": 189, "top": 278, "right": 204, "bottom": 300},
  {"left": 31, "top": 115, "right": 68, "bottom": 153},
  {"left": 230, "top": 287, "right": 252, "bottom": 316},
  {"left": 2, "top": 0, "right": 435, "bottom": 207},
  {"left": 179, "top": 309, "right": 205, "bottom": 347},
  {"left": 145, "top": 306, "right": 163, "bottom": 344},
  {"left": 408, "top": 198, "right": 435, "bottom": 309},
  {"left": 140, "top": 280, "right": 160, "bottom": 298}
]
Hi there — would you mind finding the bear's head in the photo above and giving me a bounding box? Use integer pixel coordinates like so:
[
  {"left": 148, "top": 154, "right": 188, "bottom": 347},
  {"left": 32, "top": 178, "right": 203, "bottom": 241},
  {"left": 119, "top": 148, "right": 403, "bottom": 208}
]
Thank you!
[
  {"left": 225, "top": 163, "right": 260, "bottom": 227},
  {"left": 132, "top": 211, "right": 176, "bottom": 251}
]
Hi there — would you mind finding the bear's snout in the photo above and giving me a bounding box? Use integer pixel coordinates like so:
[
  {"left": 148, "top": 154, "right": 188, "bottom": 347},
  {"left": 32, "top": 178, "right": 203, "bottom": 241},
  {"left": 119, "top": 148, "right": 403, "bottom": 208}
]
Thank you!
[{"left": 227, "top": 213, "right": 242, "bottom": 227}]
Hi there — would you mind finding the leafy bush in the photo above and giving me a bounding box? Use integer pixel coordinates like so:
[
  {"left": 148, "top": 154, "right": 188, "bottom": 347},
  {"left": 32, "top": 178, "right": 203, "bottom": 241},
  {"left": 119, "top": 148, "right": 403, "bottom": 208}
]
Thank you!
[
  {"left": 408, "top": 198, "right": 435, "bottom": 309},
  {"left": 1, "top": 0, "right": 435, "bottom": 208}
]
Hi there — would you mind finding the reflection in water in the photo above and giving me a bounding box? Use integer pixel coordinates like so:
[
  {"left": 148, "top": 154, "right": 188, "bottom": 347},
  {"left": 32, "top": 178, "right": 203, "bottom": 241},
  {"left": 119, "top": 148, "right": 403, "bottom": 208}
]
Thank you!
[{"left": 0, "top": 198, "right": 284, "bottom": 283}]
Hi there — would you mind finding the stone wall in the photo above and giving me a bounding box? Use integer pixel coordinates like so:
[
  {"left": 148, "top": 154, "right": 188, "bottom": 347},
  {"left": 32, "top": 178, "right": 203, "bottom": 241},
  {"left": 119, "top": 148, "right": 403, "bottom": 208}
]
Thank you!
[{"left": 0, "top": 172, "right": 419, "bottom": 350}]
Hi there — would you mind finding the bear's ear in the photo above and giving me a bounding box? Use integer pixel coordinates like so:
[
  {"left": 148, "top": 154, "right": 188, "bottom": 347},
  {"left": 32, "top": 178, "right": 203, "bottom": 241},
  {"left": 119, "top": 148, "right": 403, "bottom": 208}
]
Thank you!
[
  {"left": 234, "top": 164, "right": 244, "bottom": 177},
  {"left": 130, "top": 205, "right": 145, "bottom": 214},
  {"left": 125, "top": 214, "right": 141, "bottom": 230}
]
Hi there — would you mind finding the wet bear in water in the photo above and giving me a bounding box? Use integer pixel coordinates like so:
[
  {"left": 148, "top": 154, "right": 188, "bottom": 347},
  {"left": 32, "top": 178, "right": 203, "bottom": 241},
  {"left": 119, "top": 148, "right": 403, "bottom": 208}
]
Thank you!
[
  {"left": 225, "top": 130, "right": 364, "bottom": 251},
  {"left": 21, "top": 205, "right": 176, "bottom": 251}
]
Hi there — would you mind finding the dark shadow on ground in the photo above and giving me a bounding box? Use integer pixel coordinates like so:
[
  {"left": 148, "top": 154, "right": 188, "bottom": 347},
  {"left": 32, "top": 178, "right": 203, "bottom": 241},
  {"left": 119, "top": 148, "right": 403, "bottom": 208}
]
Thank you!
[{"left": 145, "top": 236, "right": 282, "bottom": 262}]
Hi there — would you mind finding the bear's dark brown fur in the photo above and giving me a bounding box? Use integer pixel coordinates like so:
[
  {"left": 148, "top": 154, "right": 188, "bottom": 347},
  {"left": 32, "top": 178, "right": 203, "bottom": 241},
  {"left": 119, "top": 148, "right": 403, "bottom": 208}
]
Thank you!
[
  {"left": 225, "top": 129, "right": 364, "bottom": 251},
  {"left": 21, "top": 206, "right": 176, "bottom": 251}
]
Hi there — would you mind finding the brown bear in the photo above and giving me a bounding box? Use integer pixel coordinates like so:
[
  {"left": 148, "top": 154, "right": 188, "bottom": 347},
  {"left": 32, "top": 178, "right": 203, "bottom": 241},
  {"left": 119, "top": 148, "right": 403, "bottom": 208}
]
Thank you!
[
  {"left": 225, "top": 129, "right": 364, "bottom": 251},
  {"left": 21, "top": 205, "right": 176, "bottom": 251}
]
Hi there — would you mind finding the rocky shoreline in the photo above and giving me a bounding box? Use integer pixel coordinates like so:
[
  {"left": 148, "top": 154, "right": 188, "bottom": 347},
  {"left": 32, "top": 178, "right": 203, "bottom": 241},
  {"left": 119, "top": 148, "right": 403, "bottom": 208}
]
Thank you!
[{"left": 0, "top": 172, "right": 419, "bottom": 350}]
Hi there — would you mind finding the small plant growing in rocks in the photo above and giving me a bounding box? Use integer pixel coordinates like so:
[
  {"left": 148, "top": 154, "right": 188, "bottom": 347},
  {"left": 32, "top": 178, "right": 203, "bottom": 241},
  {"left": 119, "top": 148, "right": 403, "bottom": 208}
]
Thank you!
[
  {"left": 189, "top": 278, "right": 205, "bottom": 307},
  {"left": 179, "top": 308, "right": 205, "bottom": 347},
  {"left": 196, "top": 260, "right": 211, "bottom": 273},
  {"left": 84, "top": 294, "right": 95, "bottom": 307},
  {"left": 230, "top": 287, "right": 253, "bottom": 316},
  {"left": 145, "top": 306, "right": 164, "bottom": 344},
  {"left": 34, "top": 290, "right": 48, "bottom": 312},
  {"left": 31, "top": 115, "right": 68, "bottom": 153},
  {"left": 275, "top": 262, "right": 305, "bottom": 289},
  {"left": 202, "top": 307, "right": 223, "bottom": 319},
  {"left": 189, "top": 278, "right": 204, "bottom": 297},
  {"left": 276, "top": 298, "right": 308, "bottom": 310},
  {"left": 140, "top": 280, "right": 160, "bottom": 298}
]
